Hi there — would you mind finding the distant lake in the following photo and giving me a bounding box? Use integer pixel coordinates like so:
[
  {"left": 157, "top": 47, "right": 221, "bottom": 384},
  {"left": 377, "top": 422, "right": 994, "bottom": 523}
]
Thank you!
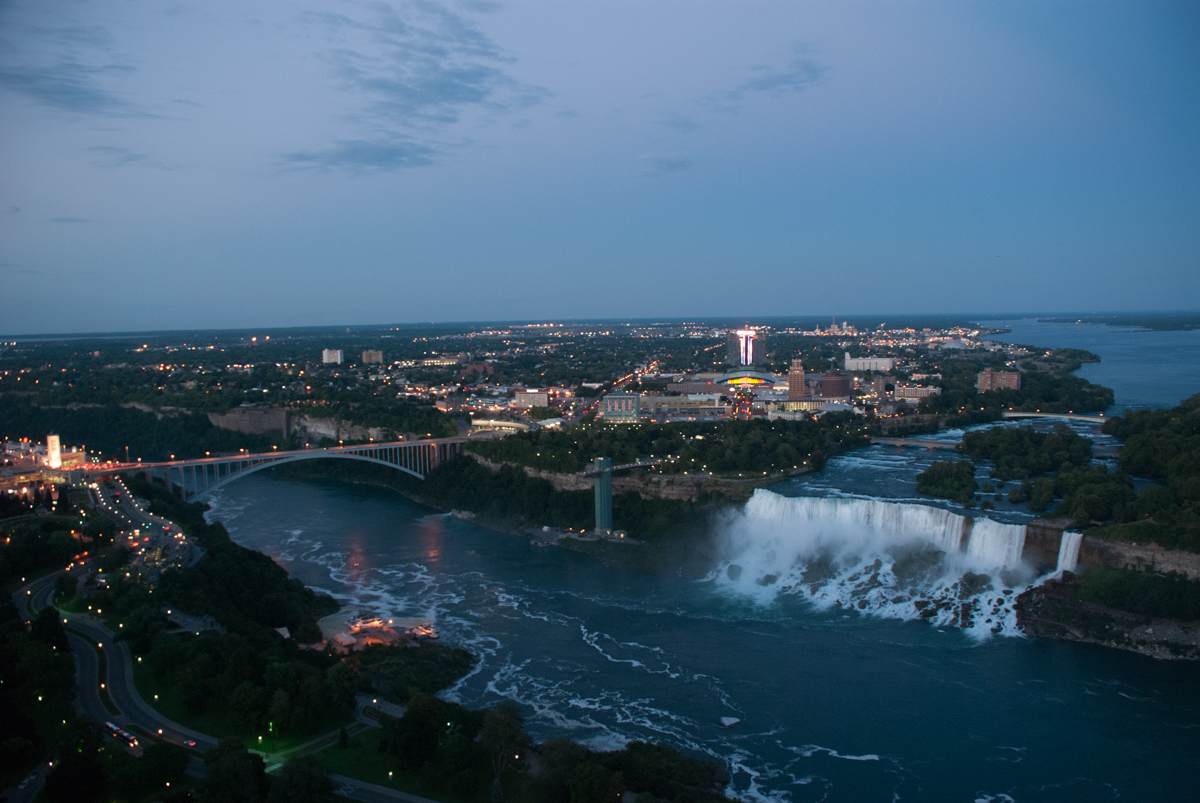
[{"left": 980, "top": 318, "right": 1200, "bottom": 413}]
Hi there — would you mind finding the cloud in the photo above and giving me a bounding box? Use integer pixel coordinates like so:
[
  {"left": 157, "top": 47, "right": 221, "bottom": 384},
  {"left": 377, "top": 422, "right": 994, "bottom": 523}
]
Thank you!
[
  {"left": 292, "top": 1, "right": 548, "bottom": 171},
  {"left": 0, "top": 58, "right": 141, "bottom": 116},
  {"left": 731, "top": 49, "right": 826, "bottom": 99},
  {"left": 282, "top": 138, "right": 437, "bottom": 171},
  {"left": 658, "top": 115, "right": 698, "bottom": 133},
  {"left": 50, "top": 217, "right": 88, "bottom": 223},
  {"left": 87, "top": 146, "right": 147, "bottom": 167},
  {"left": 638, "top": 154, "right": 692, "bottom": 176}
]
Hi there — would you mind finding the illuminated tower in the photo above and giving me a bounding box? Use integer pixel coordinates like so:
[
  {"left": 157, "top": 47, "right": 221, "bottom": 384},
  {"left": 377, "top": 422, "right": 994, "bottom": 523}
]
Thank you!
[
  {"left": 46, "top": 433, "right": 62, "bottom": 469},
  {"left": 594, "top": 457, "right": 612, "bottom": 534},
  {"left": 727, "top": 329, "right": 759, "bottom": 366}
]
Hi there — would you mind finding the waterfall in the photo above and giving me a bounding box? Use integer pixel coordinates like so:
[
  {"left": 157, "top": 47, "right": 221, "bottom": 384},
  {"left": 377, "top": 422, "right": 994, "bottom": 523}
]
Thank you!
[
  {"left": 717, "top": 490, "right": 1035, "bottom": 638},
  {"left": 964, "top": 519, "right": 1027, "bottom": 569},
  {"left": 738, "top": 491, "right": 970, "bottom": 555},
  {"left": 1056, "top": 531, "right": 1083, "bottom": 574}
]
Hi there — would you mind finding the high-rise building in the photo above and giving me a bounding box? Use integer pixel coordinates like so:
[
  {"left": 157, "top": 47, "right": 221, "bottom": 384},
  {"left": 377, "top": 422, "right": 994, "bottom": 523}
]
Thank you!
[
  {"left": 322, "top": 349, "right": 344, "bottom": 365},
  {"left": 361, "top": 350, "right": 383, "bottom": 364},
  {"left": 46, "top": 433, "right": 61, "bottom": 469},
  {"left": 820, "top": 371, "right": 851, "bottom": 401},
  {"left": 727, "top": 329, "right": 762, "bottom": 366},
  {"left": 788, "top": 360, "right": 806, "bottom": 401},
  {"left": 976, "top": 368, "right": 1021, "bottom": 392},
  {"left": 594, "top": 457, "right": 613, "bottom": 534}
]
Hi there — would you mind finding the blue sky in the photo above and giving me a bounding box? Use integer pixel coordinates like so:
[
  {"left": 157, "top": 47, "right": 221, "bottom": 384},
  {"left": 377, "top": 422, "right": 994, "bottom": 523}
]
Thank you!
[{"left": 1, "top": 1, "right": 1197, "bottom": 334}]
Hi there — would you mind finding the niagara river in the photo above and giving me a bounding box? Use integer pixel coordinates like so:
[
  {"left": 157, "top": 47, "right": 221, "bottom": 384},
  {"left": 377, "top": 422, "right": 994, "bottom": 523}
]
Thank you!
[
  {"left": 203, "top": 321, "right": 1200, "bottom": 802},
  {"left": 205, "top": 469, "right": 1199, "bottom": 802}
]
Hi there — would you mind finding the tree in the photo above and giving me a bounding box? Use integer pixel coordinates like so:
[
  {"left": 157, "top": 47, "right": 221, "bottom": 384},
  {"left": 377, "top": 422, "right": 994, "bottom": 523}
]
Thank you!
[
  {"left": 31, "top": 605, "right": 69, "bottom": 651},
  {"left": 267, "top": 756, "right": 334, "bottom": 803},
  {"left": 200, "top": 738, "right": 267, "bottom": 803},
  {"left": 481, "top": 700, "right": 532, "bottom": 786},
  {"left": 44, "top": 721, "right": 106, "bottom": 803},
  {"left": 338, "top": 725, "right": 349, "bottom": 750},
  {"left": 54, "top": 572, "right": 76, "bottom": 603}
]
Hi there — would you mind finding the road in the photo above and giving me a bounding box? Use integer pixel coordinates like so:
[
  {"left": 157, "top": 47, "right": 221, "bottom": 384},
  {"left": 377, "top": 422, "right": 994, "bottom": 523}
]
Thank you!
[{"left": 12, "top": 571, "right": 440, "bottom": 803}]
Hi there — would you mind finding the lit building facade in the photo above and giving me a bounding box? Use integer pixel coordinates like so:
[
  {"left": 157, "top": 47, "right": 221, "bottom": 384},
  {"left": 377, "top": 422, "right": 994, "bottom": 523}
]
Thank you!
[
  {"left": 895, "top": 385, "right": 942, "bottom": 401},
  {"left": 843, "top": 352, "right": 895, "bottom": 372},
  {"left": 976, "top": 368, "right": 1021, "bottom": 392},
  {"left": 788, "top": 360, "right": 806, "bottom": 401},
  {"left": 819, "top": 371, "right": 851, "bottom": 401},
  {"left": 322, "top": 349, "right": 344, "bottom": 365},
  {"left": 46, "top": 433, "right": 61, "bottom": 469},
  {"left": 601, "top": 393, "right": 640, "bottom": 422},
  {"left": 727, "top": 329, "right": 762, "bottom": 366},
  {"left": 361, "top": 350, "right": 383, "bottom": 364}
]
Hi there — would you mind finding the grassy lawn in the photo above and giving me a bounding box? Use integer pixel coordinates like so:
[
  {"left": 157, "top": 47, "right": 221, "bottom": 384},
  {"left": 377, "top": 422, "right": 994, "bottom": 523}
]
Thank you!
[{"left": 131, "top": 662, "right": 352, "bottom": 754}]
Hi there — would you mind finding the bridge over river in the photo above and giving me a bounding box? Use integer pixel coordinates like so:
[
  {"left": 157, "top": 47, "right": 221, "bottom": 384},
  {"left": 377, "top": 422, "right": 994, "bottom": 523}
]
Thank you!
[{"left": 84, "top": 437, "right": 467, "bottom": 500}]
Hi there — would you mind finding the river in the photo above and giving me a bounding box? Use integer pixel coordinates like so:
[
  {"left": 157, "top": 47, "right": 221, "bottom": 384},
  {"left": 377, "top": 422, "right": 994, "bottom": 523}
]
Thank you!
[
  {"left": 205, "top": 323, "right": 1200, "bottom": 802},
  {"left": 980, "top": 318, "right": 1200, "bottom": 413}
]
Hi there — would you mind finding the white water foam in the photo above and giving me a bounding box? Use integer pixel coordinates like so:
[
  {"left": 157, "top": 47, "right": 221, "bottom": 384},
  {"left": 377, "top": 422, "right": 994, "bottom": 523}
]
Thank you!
[{"left": 716, "top": 490, "right": 1036, "bottom": 638}]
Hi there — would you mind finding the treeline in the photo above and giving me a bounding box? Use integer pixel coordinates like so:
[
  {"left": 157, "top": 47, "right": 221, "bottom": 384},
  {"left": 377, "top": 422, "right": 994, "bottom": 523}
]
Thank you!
[
  {"left": 0, "top": 515, "right": 115, "bottom": 587},
  {"left": 1077, "top": 568, "right": 1200, "bottom": 622},
  {"left": 0, "top": 598, "right": 76, "bottom": 790},
  {"left": 0, "top": 397, "right": 285, "bottom": 461},
  {"left": 916, "top": 461, "right": 977, "bottom": 504},
  {"left": 277, "top": 456, "right": 713, "bottom": 544},
  {"left": 99, "top": 475, "right": 476, "bottom": 741},
  {"left": 40, "top": 720, "right": 191, "bottom": 803},
  {"left": 1096, "top": 393, "right": 1200, "bottom": 552},
  {"left": 344, "top": 693, "right": 731, "bottom": 803},
  {"left": 915, "top": 350, "right": 1113, "bottom": 425},
  {"left": 959, "top": 424, "right": 1092, "bottom": 480},
  {"left": 94, "top": 475, "right": 348, "bottom": 738},
  {"left": 466, "top": 415, "right": 868, "bottom": 477}
]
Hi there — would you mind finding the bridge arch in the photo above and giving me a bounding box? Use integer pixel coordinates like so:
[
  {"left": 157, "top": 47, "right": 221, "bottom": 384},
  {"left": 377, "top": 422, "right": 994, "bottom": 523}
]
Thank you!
[{"left": 179, "top": 452, "right": 426, "bottom": 500}]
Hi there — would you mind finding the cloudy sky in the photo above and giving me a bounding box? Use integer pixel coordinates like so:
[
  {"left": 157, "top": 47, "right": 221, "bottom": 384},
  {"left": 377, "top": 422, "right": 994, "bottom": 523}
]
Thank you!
[{"left": 1, "top": 1, "right": 1197, "bottom": 334}]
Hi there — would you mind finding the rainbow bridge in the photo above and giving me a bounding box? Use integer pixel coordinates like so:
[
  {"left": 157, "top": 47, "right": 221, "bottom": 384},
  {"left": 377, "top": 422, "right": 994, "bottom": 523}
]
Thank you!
[{"left": 83, "top": 437, "right": 466, "bottom": 500}]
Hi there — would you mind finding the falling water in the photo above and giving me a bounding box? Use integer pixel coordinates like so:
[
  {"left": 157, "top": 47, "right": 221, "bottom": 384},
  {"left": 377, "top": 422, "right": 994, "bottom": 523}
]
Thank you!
[
  {"left": 716, "top": 490, "right": 1034, "bottom": 637},
  {"left": 1056, "top": 530, "right": 1084, "bottom": 574}
]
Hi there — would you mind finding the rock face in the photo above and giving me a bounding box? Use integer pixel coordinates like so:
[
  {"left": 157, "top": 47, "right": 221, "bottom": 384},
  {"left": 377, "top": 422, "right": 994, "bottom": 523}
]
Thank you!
[
  {"left": 1078, "top": 537, "right": 1200, "bottom": 580},
  {"left": 1022, "top": 518, "right": 1200, "bottom": 580},
  {"left": 1016, "top": 577, "right": 1200, "bottom": 660},
  {"left": 1023, "top": 518, "right": 1075, "bottom": 574},
  {"left": 292, "top": 416, "right": 389, "bottom": 444},
  {"left": 207, "top": 407, "right": 293, "bottom": 437}
]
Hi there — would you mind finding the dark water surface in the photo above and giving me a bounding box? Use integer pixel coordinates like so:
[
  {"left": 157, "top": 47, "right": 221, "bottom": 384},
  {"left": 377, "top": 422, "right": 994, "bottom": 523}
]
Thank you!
[
  {"left": 209, "top": 474, "right": 1200, "bottom": 802},
  {"left": 981, "top": 318, "right": 1200, "bottom": 413}
]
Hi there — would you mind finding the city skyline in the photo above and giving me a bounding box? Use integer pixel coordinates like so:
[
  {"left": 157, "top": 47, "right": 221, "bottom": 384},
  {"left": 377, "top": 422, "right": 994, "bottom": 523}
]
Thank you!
[{"left": 2, "top": 0, "right": 1197, "bottom": 334}]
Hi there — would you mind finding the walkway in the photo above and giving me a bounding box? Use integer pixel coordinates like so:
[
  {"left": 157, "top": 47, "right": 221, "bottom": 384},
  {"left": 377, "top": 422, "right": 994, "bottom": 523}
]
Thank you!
[{"left": 1001, "top": 411, "right": 1106, "bottom": 424}]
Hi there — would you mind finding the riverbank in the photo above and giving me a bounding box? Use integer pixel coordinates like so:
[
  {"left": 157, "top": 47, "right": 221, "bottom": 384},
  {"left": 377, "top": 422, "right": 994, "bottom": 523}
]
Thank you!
[
  {"left": 1016, "top": 575, "right": 1200, "bottom": 660},
  {"left": 268, "top": 456, "right": 733, "bottom": 577}
]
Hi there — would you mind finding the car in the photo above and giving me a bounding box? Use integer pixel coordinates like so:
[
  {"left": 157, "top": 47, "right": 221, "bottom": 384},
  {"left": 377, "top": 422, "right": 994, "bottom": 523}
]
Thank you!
[{"left": 184, "top": 739, "right": 197, "bottom": 748}]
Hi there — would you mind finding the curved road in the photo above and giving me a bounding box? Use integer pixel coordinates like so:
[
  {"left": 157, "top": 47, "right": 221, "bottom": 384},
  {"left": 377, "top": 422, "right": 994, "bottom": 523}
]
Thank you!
[{"left": 14, "top": 571, "right": 437, "bottom": 803}]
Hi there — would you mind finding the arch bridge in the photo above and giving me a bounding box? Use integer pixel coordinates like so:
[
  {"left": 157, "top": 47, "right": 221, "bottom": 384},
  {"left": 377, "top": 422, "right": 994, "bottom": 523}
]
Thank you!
[{"left": 84, "top": 437, "right": 465, "bottom": 501}]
